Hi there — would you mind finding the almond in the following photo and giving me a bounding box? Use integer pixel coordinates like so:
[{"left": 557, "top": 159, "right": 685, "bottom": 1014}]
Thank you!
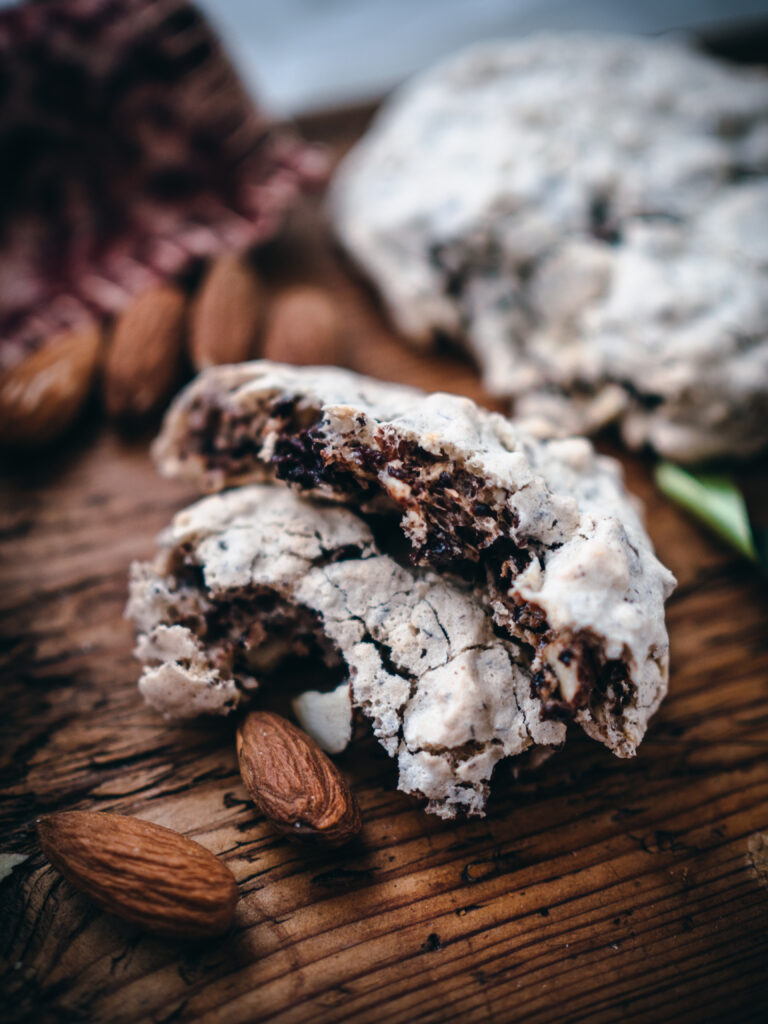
[
  {"left": 0, "top": 323, "right": 100, "bottom": 446},
  {"left": 189, "top": 253, "right": 265, "bottom": 371},
  {"left": 103, "top": 284, "right": 186, "bottom": 419},
  {"left": 261, "top": 285, "right": 344, "bottom": 366},
  {"left": 36, "top": 811, "right": 238, "bottom": 940},
  {"left": 236, "top": 711, "right": 361, "bottom": 846}
]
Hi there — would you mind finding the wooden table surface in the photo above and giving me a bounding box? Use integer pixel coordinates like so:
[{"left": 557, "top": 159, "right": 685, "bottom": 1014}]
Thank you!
[{"left": 2, "top": 109, "right": 768, "bottom": 1024}]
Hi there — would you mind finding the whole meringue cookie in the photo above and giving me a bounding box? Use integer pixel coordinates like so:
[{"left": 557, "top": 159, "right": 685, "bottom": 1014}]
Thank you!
[{"left": 331, "top": 33, "right": 768, "bottom": 462}]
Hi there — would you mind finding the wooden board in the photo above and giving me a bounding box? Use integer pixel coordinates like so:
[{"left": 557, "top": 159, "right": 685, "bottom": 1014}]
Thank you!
[{"left": 2, "top": 108, "right": 768, "bottom": 1024}]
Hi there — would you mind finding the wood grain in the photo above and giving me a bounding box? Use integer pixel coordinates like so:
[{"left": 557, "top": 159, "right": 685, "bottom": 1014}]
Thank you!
[{"left": 1, "top": 109, "right": 768, "bottom": 1024}]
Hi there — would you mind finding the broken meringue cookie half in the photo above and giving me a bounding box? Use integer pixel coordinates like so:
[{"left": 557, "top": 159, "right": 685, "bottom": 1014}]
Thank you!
[{"left": 128, "top": 484, "right": 566, "bottom": 818}]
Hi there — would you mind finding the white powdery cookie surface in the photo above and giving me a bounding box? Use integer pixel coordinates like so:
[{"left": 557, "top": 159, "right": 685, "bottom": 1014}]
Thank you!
[
  {"left": 331, "top": 34, "right": 768, "bottom": 462},
  {"left": 128, "top": 485, "right": 564, "bottom": 818},
  {"left": 152, "top": 361, "right": 675, "bottom": 761}
]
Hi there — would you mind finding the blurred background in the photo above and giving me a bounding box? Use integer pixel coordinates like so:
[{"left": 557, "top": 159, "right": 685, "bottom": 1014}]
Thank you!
[
  {"left": 198, "top": 0, "right": 768, "bottom": 114},
  {"left": 1, "top": 0, "right": 767, "bottom": 446}
]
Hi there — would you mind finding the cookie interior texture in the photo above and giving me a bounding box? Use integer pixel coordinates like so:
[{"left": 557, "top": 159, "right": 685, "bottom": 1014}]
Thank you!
[
  {"left": 331, "top": 34, "right": 768, "bottom": 462},
  {"left": 151, "top": 362, "right": 675, "bottom": 776}
]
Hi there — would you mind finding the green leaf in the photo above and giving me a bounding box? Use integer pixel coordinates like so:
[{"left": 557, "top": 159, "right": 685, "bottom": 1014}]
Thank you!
[{"left": 654, "top": 462, "right": 759, "bottom": 564}]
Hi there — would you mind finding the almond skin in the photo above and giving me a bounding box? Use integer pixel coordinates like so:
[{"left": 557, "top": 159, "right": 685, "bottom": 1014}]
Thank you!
[
  {"left": 261, "top": 286, "right": 344, "bottom": 366},
  {"left": 0, "top": 323, "right": 100, "bottom": 446},
  {"left": 36, "top": 811, "right": 238, "bottom": 940},
  {"left": 236, "top": 711, "right": 361, "bottom": 846},
  {"left": 103, "top": 284, "right": 186, "bottom": 419},
  {"left": 189, "top": 253, "right": 265, "bottom": 371}
]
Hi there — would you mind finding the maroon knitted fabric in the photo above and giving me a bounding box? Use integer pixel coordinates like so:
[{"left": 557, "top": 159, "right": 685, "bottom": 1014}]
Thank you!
[{"left": 0, "top": 0, "right": 326, "bottom": 368}]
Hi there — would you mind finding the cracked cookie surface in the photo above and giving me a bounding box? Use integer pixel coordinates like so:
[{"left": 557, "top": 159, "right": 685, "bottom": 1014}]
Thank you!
[
  {"left": 127, "top": 485, "right": 565, "bottom": 817},
  {"left": 331, "top": 34, "right": 768, "bottom": 461},
  {"left": 152, "top": 361, "right": 675, "bottom": 760}
]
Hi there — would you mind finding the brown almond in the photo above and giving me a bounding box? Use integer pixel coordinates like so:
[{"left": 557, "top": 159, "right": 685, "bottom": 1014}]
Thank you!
[
  {"left": 236, "top": 711, "right": 361, "bottom": 846},
  {"left": 37, "top": 811, "right": 237, "bottom": 941},
  {"left": 0, "top": 323, "right": 100, "bottom": 446},
  {"left": 103, "top": 284, "right": 186, "bottom": 419},
  {"left": 189, "top": 253, "right": 265, "bottom": 371},
  {"left": 261, "top": 286, "right": 344, "bottom": 366}
]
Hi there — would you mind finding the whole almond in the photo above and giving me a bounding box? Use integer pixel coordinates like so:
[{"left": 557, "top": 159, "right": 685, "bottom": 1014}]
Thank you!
[
  {"left": 189, "top": 253, "right": 265, "bottom": 371},
  {"left": 261, "top": 286, "right": 344, "bottom": 366},
  {"left": 37, "top": 811, "right": 237, "bottom": 940},
  {"left": 103, "top": 284, "right": 186, "bottom": 419},
  {"left": 236, "top": 711, "right": 361, "bottom": 846},
  {"left": 0, "top": 323, "right": 100, "bottom": 446}
]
